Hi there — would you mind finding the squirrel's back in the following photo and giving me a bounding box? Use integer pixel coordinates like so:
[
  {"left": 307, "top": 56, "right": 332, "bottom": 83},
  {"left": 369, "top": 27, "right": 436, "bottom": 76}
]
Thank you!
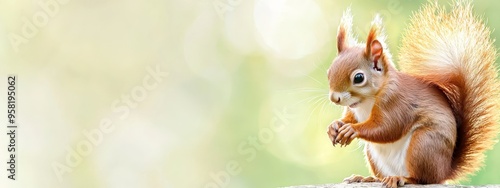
[{"left": 399, "top": 1, "right": 500, "bottom": 181}]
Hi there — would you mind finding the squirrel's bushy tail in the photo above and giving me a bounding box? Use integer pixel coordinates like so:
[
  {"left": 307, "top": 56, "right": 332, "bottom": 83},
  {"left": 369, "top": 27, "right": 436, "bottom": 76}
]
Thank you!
[{"left": 399, "top": 1, "right": 500, "bottom": 181}]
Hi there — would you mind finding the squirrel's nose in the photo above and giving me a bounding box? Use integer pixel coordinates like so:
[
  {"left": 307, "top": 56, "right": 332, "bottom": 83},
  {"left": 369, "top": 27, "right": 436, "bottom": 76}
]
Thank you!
[{"left": 330, "top": 92, "right": 342, "bottom": 104}]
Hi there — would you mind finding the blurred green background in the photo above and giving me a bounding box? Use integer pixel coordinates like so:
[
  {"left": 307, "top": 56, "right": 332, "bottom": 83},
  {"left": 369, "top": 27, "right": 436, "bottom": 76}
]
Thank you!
[{"left": 1, "top": 0, "right": 500, "bottom": 187}]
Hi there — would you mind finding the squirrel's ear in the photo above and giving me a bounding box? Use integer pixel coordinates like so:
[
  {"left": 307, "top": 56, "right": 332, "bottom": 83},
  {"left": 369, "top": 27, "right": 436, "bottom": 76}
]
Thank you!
[
  {"left": 369, "top": 40, "right": 383, "bottom": 63},
  {"left": 337, "top": 9, "right": 354, "bottom": 53},
  {"left": 365, "top": 15, "right": 385, "bottom": 71},
  {"left": 366, "top": 40, "right": 384, "bottom": 72},
  {"left": 337, "top": 26, "right": 347, "bottom": 53},
  {"left": 365, "top": 14, "right": 382, "bottom": 56}
]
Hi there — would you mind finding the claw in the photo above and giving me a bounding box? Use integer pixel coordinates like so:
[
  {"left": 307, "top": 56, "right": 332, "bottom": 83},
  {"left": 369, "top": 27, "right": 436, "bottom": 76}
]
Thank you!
[{"left": 327, "top": 120, "right": 346, "bottom": 147}]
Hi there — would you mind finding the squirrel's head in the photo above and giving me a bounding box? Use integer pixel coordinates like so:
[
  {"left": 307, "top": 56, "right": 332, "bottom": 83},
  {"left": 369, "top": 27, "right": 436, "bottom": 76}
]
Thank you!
[{"left": 327, "top": 10, "right": 394, "bottom": 108}]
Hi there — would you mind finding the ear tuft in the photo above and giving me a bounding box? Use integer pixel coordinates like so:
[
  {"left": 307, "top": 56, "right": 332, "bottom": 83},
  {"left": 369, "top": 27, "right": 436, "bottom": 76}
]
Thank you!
[
  {"left": 364, "top": 14, "right": 391, "bottom": 72},
  {"left": 337, "top": 8, "right": 356, "bottom": 53},
  {"left": 365, "top": 14, "right": 384, "bottom": 56}
]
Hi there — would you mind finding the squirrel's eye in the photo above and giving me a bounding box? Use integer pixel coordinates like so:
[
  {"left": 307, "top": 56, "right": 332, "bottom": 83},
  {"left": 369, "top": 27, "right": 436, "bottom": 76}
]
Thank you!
[{"left": 353, "top": 73, "right": 364, "bottom": 84}]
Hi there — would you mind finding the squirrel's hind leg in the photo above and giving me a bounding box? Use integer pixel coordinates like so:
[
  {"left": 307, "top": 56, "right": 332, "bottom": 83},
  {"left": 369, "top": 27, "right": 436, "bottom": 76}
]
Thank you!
[{"left": 406, "top": 126, "right": 454, "bottom": 184}]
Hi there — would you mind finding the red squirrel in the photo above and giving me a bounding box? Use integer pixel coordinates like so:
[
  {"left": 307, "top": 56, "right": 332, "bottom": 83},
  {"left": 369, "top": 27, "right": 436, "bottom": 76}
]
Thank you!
[{"left": 326, "top": 2, "right": 500, "bottom": 188}]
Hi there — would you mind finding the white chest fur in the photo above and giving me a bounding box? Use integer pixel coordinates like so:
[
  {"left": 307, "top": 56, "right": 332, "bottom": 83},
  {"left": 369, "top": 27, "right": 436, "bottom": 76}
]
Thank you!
[
  {"left": 351, "top": 98, "right": 411, "bottom": 176},
  {"left": 351, "top": 98, "right": 375, "bottom": 122},
  {"left": 351, "top": 99, "right": 411, "bottom": 177},
  {"left": 366, "top": 133, "right": 412, "bottom": 177}
]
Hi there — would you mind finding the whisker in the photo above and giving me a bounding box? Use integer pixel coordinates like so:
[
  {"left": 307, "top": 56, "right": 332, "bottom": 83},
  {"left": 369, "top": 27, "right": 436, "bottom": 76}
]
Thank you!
[
  {"left": 278, "top": 87, "right": 326, "bottom": 93},
  {"left": 293, "top": 69, "right": 328, "bottom": 88},
  {"left": 319, "top": 99, "right": 332, "bottom": 118},
  {"left": 348, "top": 140, "right": 365, "bottom": 152},
  {"left": 287, "top": 90, "right": 327, "bottom": 95},
  {"left": 291, "top": 94, "right": 326, "bottom": 107},
  {"left": 305, "top": 96, "right": 327, "bottom": 124},
  {"left": 305, "top": 74, "right": 328, "bottom": 88},
  {"left": 284, "top": 87, "right": 326, "bottom": 91}
]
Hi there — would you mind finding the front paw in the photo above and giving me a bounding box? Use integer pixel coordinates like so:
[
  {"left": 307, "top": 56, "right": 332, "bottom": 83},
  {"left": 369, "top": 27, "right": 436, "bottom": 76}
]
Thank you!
[
  {"left": 327, "top": 120, "right": 345, "bottom": 146},
  {"left": 336, "top": 123, "right": 358, "bottom": 146}
]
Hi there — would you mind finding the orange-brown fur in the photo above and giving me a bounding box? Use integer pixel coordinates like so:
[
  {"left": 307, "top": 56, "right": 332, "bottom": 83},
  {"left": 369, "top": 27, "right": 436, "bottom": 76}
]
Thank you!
[
  {"left": 327, "top": 2, "right": 500, "bottom": 187},
  {"left": 398, "top": 2, "right": 500, "bottom": 181}
]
